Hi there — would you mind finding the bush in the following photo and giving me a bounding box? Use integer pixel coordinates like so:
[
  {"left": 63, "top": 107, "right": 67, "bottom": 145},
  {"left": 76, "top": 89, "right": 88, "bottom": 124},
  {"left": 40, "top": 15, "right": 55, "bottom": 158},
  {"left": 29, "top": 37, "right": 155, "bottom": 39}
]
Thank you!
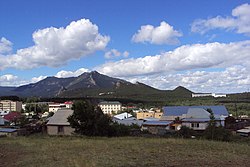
[
  {"left": 203, "top": 126, "right": 232, "bottom": 141},
  {"left": 177, "top": 126, "right": 196, "bottom": 138}
]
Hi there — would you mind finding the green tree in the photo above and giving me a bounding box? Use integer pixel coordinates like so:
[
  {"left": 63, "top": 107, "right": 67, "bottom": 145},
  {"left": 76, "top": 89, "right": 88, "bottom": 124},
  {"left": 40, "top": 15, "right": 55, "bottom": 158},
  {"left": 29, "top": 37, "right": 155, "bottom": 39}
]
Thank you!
[
  {"left": 203, "top": 110, "right": 232, "bottom": 141},
  {"left": 204, "top": 110, "right": 216, "bottom": 140},
  {"left": 67, "top": 100, "right": 113, "bottom": 136}
]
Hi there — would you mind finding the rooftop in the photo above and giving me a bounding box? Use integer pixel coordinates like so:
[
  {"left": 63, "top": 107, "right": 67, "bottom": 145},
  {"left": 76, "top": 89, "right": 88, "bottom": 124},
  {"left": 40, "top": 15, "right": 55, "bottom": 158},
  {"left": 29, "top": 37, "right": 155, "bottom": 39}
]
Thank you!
[
  {"left": 0, "top": 128, "right": 17, "bottom": 133},
  {"left": 162, "top": 106, "right": 229, "bottom": 117},
  {"left": 99, "top": 101, "right": 121, "bottom": 105},
  {"left": 143, "top": 120, "right": 172, "bottom": 126},
  {"left": 47, "top": 109, "right": 73, "bottom": 125}
]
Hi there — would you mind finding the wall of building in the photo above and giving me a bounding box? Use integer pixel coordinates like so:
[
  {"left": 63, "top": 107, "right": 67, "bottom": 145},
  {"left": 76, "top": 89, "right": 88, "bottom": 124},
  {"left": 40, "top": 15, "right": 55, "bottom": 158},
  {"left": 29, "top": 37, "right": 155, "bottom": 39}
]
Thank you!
[
  {"left": 0, "top": 100, "right": 22, "bottom": 112},
  {"left": 99, "top": 104, "right": 121, "bottom": 115},
  {"left": 182, "top": 122, "right": 208, "bottom": 130},
  {"left": 136, "top": 112, "right": 163, "bottom": 120},
  {"left": 47, "top": 125, "right": 74, "bottom": 135}
]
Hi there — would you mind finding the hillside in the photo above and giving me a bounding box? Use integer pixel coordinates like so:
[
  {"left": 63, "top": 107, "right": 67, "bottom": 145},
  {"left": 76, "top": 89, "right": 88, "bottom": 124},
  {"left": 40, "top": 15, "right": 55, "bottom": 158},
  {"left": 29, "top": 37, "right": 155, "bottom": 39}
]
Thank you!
[{"left": 0, "top": 71, "right": 193, "bottom": 100}]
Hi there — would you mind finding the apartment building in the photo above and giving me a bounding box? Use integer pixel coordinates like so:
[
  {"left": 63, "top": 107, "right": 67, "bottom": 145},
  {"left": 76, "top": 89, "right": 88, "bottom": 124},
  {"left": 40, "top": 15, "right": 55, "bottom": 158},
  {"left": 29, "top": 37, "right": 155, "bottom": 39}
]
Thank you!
[
  {"left": 98, "top": 101, "right": 121, "bottom": 115},
  {"left": 0, "top": 100, "right": 22, "bottom": 112}
]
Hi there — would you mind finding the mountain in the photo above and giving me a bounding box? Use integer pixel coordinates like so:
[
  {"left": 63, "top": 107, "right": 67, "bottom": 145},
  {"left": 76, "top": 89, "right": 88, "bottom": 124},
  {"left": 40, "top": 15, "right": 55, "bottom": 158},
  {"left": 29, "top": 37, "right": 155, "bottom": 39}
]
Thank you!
[
  {"left": 0, "top": 71, "right": 193, "bottom": 100},
  {"left": 169, "top": 86, "right": 193, "bottom": 98}
]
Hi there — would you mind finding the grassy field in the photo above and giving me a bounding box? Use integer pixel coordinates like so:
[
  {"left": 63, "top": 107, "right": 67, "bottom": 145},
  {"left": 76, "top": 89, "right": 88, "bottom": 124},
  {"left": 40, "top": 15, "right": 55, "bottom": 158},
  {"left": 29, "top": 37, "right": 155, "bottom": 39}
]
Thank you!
[{"left": 0, "top": 136, "right": 250, "bottom": 167}]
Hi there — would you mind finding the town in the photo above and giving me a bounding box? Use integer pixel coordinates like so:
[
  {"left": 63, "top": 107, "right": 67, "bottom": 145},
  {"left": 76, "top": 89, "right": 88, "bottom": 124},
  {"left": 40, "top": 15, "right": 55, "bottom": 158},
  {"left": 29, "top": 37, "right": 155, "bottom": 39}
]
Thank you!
[
  {"left": 1, "top": 1, "right": 250, "bottom": 166},
  {"left": 1, "top": 98, "right": 249, "bottom": 138}
]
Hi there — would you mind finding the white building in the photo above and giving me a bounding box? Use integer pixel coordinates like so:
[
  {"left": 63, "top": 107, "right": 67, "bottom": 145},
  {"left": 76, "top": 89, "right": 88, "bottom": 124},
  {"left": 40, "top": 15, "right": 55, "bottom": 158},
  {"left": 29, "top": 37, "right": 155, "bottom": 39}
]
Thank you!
[
  {"left": 98, "top": 101, "right": 121, "bottom": 115},
  {"left": 212, "top": 93, "right": 227, "bottom": 98},
  {"left": 192, "top": 93, "right": 226, "bottom": 98},
  {"left": 49, "top": 101, "right": 73, "bottom": 113}
]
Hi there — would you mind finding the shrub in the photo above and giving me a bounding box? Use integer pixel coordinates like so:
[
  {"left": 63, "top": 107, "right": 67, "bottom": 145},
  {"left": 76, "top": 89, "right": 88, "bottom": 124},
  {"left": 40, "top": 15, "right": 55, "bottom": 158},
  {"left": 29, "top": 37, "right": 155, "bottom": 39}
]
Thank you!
[{"left": 178, "top": 126, "right": 196, "bottom": 138}]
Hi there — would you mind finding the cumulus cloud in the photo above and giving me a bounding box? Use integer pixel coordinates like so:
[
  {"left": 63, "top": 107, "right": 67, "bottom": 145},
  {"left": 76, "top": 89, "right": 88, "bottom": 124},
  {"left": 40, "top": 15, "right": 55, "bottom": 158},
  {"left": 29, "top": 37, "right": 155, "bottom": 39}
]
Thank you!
[
  {"left": 0, "top": 37, "right": 12, "bottom": 54},
  {"left": 0, "top": 67, "right": 90, "bottom": 86},
  {"left": 104, "top": 49, "right": 129, "bottom": 59},
  {"left": 31, "top": 76, "right": 47, "bottom": 83},
  {"left": 0, "top": 19, "right": 110, "bottom": 70},
  {"left": 97, "top": 40, "right": 250, "bottom": 77},
  {"left": 132, "top": 21, "right": 182, "bottom": 45},
  {"left": 55, "top": 68, "right": 90, "bottom": 78},
  {"left": 122, "top": 65, "right": 250, "bottom": 93},
  {"left": 191, "top": 3, "right": 250, "bottom": 36},
  {"left": 0, "top": 74, "right": 23, "bottom": 86}
]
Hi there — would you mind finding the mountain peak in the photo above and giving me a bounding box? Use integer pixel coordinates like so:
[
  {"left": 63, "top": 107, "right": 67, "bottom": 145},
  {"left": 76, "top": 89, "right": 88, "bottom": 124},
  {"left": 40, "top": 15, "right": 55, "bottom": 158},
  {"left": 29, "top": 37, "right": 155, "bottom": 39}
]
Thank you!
[{"left": 90, "top": 70, "right": 99, "bottom": 74}]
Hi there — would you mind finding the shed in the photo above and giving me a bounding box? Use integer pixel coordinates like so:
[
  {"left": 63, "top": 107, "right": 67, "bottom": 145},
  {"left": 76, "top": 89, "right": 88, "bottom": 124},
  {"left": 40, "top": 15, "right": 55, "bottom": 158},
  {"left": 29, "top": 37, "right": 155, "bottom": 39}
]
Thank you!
[
  {"left": 236, "top": 128, "right": 250, "bottom": 137},
  {"left": 142, "top": 121, "right": 172, "bottom": 135},
  {"left": 46, "top": 109, "right": 74, "bottom": 135},
  {"left": 0, "top": 128, "right": 18, "bottom": 137}
]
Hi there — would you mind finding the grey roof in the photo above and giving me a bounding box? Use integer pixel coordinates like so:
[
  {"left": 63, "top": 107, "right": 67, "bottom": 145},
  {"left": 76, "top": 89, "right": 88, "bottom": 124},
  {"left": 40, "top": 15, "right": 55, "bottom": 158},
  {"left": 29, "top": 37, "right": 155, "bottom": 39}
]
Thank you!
[
  {"left": 0, "top": 128, "right": 17, "bottom": 133},
  {"left": 47, "top": 109, "right": 73, "bottom": 125},
  {"left": 99, "top": 101, "right": 121, "bottom": 105},
  {"left": 143, "top": 120, "right": 172, "bottom": 126},
  {"left": 162, "top": 106, "right": 229, "bottom": 117},
  {"left": 186, "top": 108, "right": 210, "bottom": 118}
]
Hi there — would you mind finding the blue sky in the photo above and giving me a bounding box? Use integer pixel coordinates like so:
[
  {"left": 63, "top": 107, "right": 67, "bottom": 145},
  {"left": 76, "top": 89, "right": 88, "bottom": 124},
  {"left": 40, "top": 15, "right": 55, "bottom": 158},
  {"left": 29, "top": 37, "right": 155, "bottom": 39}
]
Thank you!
[{"left": 0, "top": 0, "right": 250, "bottom": 93}]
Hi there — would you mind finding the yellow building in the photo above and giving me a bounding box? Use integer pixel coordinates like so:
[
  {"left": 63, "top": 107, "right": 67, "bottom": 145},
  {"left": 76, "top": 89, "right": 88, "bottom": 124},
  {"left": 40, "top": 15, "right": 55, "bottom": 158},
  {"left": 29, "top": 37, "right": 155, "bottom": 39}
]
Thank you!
[
  {"left": 136, "top": 111, "right": 163, "bottom": 120},
  {"left": 0, "top": 100, "right": 22, "bottom": 112}
]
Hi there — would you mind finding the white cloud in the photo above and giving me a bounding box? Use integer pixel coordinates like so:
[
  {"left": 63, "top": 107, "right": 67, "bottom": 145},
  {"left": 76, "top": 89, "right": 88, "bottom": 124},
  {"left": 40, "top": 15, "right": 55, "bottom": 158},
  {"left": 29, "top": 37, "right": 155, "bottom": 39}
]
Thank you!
[
  {"left": 122, "top": 65, "right": 250, "bottom": 93},
  {"left": 0, "top": 19, "right": 110, "bottom": 70},
  {"left": 132, "top": 21, "right": 182, "bottom": 45},
  {"left": 191, "top": 3, "right": 250, "bottom": 36},
  {"left": 0, "top": 37, "right": 12, "bottom": 54},
  {"left": 31, "top": 76, "right": 47, "bottom": 83},
  {"left": 123, "top": 51, "right": 130, "bottom": 58},
  {"left": 97, "top": 40, "right": 250, "bottom": 77},
  {"left": 104, "top": 49, "right": 129, "bottom": 59},
  {"left": 55, "top": 68, "right": 90, "bottom": 78},
  {"left": 0, "top": 68, "right": 90, "bottom": 86},
  {"left": 0, "top": 74, "right": 25, "bottom": 86}
]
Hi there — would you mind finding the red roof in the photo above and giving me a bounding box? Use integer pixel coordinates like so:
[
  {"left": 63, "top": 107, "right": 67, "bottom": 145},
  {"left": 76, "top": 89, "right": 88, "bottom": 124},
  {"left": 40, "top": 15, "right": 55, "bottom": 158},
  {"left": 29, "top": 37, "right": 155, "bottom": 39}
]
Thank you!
[
  {"left": 64, "top": 101, "right": 73, "bottom": 104},
  {"left": 3, "top": 112, "right": 22, "bottom": 122}
]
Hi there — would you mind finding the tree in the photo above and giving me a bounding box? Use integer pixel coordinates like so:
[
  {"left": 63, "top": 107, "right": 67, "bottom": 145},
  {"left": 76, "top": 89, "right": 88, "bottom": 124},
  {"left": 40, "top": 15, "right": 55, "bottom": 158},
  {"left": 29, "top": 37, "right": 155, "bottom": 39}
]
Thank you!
[
  {"left": 67, "top": 100, "right": 113, "bottom": 136},
  {"left": 204, "top": 109, "right": 216, "bottom": 140},
  {"left": 25, "top": 103, "right": 48, "bottom": 115},
  {"left": 203, "top": 109, "right": 232, "bottom": 141}
]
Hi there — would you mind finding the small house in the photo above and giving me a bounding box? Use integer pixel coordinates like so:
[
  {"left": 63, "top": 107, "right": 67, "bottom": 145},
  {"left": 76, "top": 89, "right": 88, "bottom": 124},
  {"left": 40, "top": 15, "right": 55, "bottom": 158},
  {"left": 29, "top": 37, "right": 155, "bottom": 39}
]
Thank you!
[
  {"left": 142, "top": 121, "right": 172, "bottom": 135},
  {"left": 46, "top": 109, "right": 74, "bottom": 135}
]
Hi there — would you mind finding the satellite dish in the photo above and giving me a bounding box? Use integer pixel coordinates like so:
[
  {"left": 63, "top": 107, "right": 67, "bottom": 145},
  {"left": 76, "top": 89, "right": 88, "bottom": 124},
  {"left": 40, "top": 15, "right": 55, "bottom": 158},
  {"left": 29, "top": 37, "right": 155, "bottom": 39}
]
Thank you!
[{"left": 176, "top": 125, "right": 182, "bottom": 131}]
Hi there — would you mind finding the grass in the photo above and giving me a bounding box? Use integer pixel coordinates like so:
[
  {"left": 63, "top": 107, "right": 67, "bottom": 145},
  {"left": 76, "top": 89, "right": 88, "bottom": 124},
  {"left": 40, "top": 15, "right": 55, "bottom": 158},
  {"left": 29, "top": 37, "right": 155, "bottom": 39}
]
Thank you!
[{"left": 0, "top": 135, "right": 250, "bottom": 167}]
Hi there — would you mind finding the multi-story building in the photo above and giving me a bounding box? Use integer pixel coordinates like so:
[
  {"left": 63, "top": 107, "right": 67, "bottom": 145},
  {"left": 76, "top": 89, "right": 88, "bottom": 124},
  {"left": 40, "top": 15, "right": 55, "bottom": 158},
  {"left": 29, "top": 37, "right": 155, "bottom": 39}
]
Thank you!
[
  {"left": 0, "top": 100, "right": 22, "bottom": 112},
  {"left": 98, "top": 101, "right": 121, "bottom": 115}
]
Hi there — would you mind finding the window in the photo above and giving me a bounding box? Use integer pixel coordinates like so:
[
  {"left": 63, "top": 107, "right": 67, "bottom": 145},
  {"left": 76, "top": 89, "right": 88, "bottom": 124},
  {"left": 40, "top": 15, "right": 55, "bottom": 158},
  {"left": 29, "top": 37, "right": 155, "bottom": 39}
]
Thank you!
[
  {"left": 191, "top": 123, "right": 199, "bottom": 128},
  {"left": 58, "top": 126, "right": 64, "bottom": 134}
]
